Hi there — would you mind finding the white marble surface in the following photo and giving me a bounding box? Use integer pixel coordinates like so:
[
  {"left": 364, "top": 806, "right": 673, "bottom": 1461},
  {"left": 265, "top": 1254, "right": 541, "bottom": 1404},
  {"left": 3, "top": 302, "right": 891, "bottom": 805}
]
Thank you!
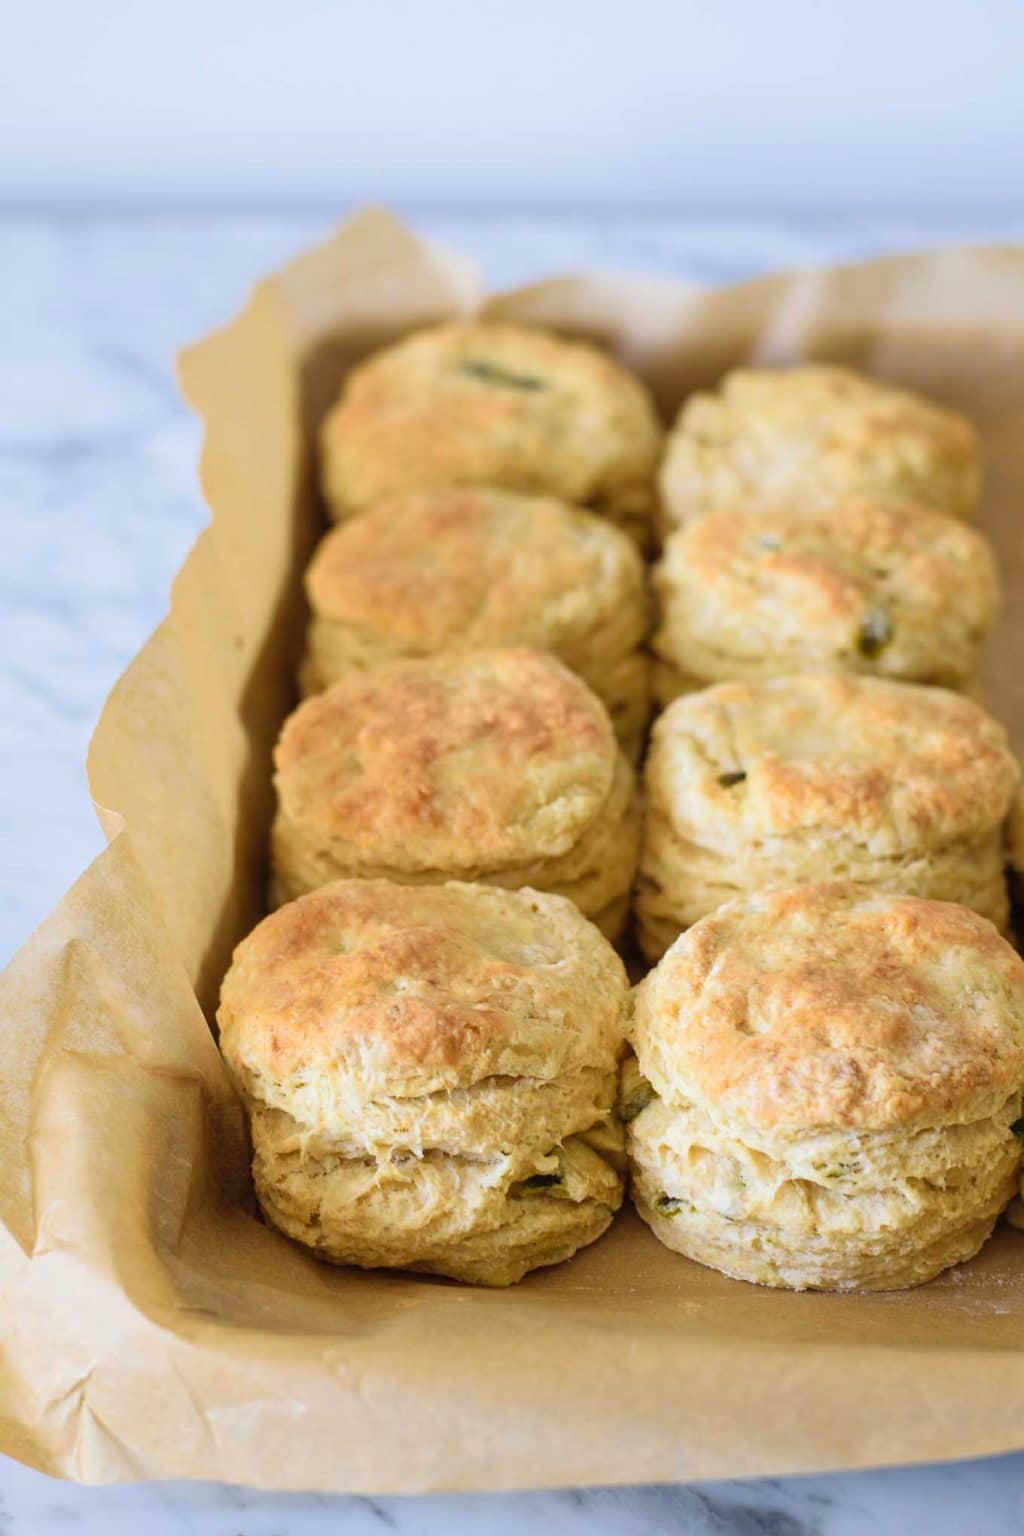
[{"left": 4, "top": 209, "right": 1024, "bottom": 1532}]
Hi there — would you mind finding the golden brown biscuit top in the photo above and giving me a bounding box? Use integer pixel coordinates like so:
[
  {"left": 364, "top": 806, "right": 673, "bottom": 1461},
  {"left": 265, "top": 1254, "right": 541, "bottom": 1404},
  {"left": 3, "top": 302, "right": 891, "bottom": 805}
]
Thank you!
[
  {"left": 663, "top": 364, "right": 980, "bottom": 522},
  {"left": 646, "top": 676, "right": 1019, "bottom": 850},
  {"left": 632, "top": 883, "right": 1024, "bottom": 1133},
  {"left": 319, "top": 322, "right": 662, "bottom": 516},
  {"left": 305, "top": 485, "right": 645, "bottom": 651},
  {"left": 657, "top": 496, "right": 998, "bottom": 656},
  {"left": 275, "top": 649, "right": 620, "bottom": 873},
  {"left": 218, "top": 879, "right": 628, "bottom": 1097}
]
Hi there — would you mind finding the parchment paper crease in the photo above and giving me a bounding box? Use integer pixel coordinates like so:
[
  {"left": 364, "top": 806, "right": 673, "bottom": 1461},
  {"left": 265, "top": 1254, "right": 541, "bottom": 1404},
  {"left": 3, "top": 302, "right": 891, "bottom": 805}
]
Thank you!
[{"left": 2, "top": 208, "right": 1024, "bottom": 1492}]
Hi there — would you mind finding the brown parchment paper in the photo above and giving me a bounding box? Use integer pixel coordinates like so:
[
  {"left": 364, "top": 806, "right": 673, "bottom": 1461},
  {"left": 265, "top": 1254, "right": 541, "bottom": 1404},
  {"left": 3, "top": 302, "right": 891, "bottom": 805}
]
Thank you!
[{"left": 3, "top": 209, "right": 1024, "bottom": 1494}]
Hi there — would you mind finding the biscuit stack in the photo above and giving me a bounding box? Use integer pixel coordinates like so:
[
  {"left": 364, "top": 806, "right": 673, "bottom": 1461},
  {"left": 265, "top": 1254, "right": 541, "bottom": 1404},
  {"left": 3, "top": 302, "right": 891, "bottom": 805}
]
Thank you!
[
  {"left": 271, "top": 648, "right": 638, "bottom": 941},
  {"left": 636, "top": 675, "right": 1019, "bottom": 960},
  {"left": 219, "top": 881, "right": 629, "bottom": 1285},
  {"left": 625, "top": 884, "right": 1024, "bottom": 1292},
  {"left": 301, "top": 485, "right": 651, "bottom": 758},
  {"left": 216, "top": 332, "right": 1024, "bottom": 1295}
]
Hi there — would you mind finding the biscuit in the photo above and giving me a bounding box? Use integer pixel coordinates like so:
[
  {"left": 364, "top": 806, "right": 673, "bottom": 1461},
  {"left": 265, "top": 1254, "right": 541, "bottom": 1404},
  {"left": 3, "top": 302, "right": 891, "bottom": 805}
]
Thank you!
[
  {"left": 637, "top": 676, "right": 1019, "bottom": 958},
  {"left": 219, "top": 879, "right": 629, "bottom": 1285},
  {"left": 659, "top": 364, "right": 981, "bottom": 536},
  {"left": 271, "top": 648, "right": 638, "bottom": 940},
  {"left": 319, "top": 322, "right": 663, "bottom": 545},
  {"left": 625, "top": 883, "right": 1024, "bottom": 1291},
  {"left": 301, "top": 485, "right": 651, "bottom": 759},
  {"left": 651, "top": 496, "right": 999, "bottom": 703}
]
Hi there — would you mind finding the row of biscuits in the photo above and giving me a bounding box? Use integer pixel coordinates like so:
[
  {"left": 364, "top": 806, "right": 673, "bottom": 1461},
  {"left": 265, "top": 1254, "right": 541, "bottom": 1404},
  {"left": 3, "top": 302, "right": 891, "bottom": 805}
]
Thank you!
[{"left": 218, "top": 321, "right": 1024, "bottom": 1291}]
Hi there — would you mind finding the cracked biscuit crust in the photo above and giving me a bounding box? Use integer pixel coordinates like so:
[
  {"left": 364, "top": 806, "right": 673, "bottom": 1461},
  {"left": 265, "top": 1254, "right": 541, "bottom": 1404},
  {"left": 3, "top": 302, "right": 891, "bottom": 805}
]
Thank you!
[
  {"left": 220, "top": 879, "right": 628, "bottom": 1104},
  {"left": 271, "top": 649, "right": 639, "bottom": 935},
  {"left": 632, "top": 882, "right": 1024, "bottom": 1134}
]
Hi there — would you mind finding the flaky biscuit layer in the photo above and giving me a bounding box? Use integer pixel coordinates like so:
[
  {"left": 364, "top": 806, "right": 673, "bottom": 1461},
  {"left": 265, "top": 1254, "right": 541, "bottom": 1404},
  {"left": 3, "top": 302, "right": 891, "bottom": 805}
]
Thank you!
[
  {"left": 626, "top": 1065, "right": 1020, "bottom": 1291},
  {"left": 254, "top": 1112, "right": 624, "bottom": 1286}
]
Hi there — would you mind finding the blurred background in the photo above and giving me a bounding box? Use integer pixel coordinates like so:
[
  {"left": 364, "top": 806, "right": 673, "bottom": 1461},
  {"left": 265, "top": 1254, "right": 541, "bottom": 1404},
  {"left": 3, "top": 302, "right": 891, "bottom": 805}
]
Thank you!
[{"left": 4, "top": 0, "right": 1024, "bottom": 215}]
